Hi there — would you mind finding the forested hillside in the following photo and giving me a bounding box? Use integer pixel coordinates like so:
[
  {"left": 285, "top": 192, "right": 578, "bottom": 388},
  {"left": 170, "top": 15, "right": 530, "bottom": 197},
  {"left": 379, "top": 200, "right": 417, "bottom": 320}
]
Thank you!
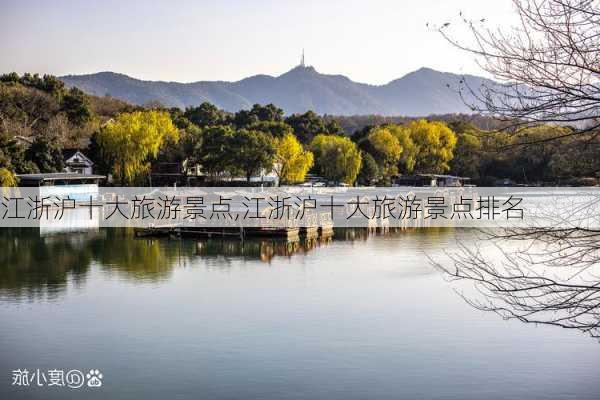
[{"left": 60, "top": 66, "right": 492, "bottom": 116}]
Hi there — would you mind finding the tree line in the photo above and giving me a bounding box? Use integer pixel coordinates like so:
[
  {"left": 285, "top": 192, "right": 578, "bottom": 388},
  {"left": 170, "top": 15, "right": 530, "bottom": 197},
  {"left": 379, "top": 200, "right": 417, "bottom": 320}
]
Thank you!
[
  {"left": 1, "top": 72, "right": 598, "bottom": 187},
  {"left": 93, "top": 102, "right": 462, "bottom": 186}
]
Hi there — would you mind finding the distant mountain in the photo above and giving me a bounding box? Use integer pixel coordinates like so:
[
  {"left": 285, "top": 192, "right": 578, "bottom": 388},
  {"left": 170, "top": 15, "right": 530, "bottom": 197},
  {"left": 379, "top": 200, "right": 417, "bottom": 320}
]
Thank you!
[{"left": 60, "top": 66, "right": 493, "bottom": 116}]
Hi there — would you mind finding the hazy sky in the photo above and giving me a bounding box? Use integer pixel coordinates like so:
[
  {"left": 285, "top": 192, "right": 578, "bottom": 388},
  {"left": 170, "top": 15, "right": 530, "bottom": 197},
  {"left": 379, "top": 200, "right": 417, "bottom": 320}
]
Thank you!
[{"left": 0, "top": 0, "right": 517, "bottom": 84}]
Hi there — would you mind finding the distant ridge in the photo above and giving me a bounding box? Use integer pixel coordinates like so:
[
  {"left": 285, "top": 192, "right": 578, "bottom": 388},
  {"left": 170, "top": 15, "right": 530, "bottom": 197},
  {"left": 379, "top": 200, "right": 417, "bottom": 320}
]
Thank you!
[{"left": 60, "top": 66, "right": 493, "bottom": 116}]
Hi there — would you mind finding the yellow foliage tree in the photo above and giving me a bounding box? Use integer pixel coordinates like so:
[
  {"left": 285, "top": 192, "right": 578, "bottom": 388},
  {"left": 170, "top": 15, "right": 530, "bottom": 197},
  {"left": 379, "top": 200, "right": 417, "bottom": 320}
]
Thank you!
[
  {"left": 405, "top": 119, "right": 457, "bottom": 173},
  {"left": 386, "top": 124, "right": 418, "bottom": 173},
  {"left": 97, "top": 111, "right": 179, "bottom": 185},
  {"left": 310, "top": 134, "right": 362, "bottom": 185},
  {"left": 0, "top": 168, "right": 17, "bottom": 187},
  {"left": 273, "top": 132, "right": 314, "bottom": 184},
  {"left": 366, "top": 127, "right": 403, "bottom": 176}
]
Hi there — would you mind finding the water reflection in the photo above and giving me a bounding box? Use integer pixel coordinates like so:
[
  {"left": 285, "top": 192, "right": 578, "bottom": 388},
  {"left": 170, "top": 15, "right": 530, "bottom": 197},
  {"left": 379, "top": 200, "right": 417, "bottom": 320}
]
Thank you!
[
  {"left": 194, "top": 234, "right": 333, "bottom": 262},
  {"left": 435, "top": 229, "right": 600, "bottom": 339},
  {"left": 0, "top": 228, "right": 193, "bottom": 300},
  {"left": 2, "top": 227, "right": 413, "bottom": 300},
  {"left": 0, "top": 228, "right": 95, "bottom": 301},
  {"left": 3, "top": 228, "right": 599, "bottom": 399},
  {"left": 93, "top": 229, "right": 195, "bottom": 281}
]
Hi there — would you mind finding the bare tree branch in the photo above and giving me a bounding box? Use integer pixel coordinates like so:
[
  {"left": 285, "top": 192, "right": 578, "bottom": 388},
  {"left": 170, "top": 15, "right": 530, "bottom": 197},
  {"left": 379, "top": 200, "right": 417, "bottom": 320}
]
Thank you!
[{"left": 440, "top": 0, "right": 600, "bottom": 134}]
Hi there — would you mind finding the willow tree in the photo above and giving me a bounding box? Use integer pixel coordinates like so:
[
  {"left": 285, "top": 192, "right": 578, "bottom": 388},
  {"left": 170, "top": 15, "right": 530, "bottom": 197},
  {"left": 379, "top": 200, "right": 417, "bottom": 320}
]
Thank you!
[
  {"left": 365, "top": 126, "right": 403, "bottom": 177},
  {"left": 405, "top": 120, "right": 457, "bottom": 174},
  {"left": 0, "top": 168, "right": 17, "bottom": 187},
  {"left": 273, "top": 132, "right": 314, "bottom": 185},
  {"left": 97, "top": 110, "right": 179, "bottom": 185},
  {"left": 386, "top": 124, "right": 418, "bottom": 173},
  {"left": 310, "top": 134, "right": 362, "bottom": 185}
]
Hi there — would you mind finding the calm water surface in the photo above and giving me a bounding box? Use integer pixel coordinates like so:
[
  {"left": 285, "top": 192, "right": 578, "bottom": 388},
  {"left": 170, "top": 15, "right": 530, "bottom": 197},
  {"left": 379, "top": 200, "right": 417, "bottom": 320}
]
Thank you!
[{"left": 0, "top": 228, "right": 598, "bottom": 399}]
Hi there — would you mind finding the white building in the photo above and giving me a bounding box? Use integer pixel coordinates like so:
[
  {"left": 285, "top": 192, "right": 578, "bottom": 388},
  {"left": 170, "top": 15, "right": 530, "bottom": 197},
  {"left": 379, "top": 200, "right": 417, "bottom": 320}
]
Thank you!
[{"left": 62, "top": 149, "right": 94, "bottom": 175}]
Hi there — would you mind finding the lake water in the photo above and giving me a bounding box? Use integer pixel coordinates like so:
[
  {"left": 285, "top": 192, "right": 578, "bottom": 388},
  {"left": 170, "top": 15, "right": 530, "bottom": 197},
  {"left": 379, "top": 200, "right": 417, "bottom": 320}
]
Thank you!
[{"left": 0, "top": 228, "right": 598, "bottom": 399}]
